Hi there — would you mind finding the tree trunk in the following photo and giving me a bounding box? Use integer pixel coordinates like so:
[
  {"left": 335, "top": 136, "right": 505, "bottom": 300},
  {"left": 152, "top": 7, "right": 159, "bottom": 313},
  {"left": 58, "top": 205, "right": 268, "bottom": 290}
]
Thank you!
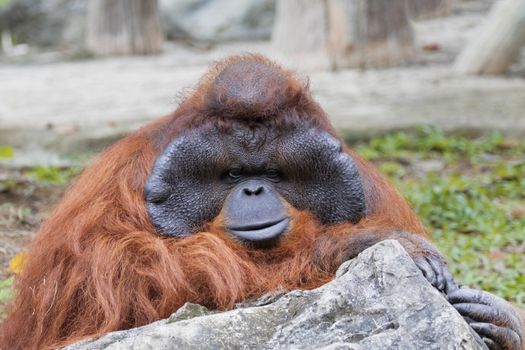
[
  {"left": 272, "top": 0, "right": 328, "bottom": 52},
  {"left": 327, "top": 0, "right": 416, "bottom": 69},
  {"left": 453, "top": 0, "right": 525, "bottom": 75},
  {"left": 405, "top": 0, "right": 453, "bottom": 20},
  {"left": 86, "top": 0, "right": 164, "bottom": 56}
]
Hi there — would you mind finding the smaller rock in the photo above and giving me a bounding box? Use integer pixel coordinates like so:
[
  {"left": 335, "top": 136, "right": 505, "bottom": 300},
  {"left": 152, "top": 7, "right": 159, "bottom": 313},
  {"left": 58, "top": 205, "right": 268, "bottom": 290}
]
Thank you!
[{"left": 168, "top": 303, "right": 215, "bottom": 323}]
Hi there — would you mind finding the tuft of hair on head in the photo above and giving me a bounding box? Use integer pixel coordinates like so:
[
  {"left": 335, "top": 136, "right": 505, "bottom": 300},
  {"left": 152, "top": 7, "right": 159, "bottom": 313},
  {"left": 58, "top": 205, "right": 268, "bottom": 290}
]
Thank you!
[{"left": 200, "top": 55, "right": 306, "bottom": 120}]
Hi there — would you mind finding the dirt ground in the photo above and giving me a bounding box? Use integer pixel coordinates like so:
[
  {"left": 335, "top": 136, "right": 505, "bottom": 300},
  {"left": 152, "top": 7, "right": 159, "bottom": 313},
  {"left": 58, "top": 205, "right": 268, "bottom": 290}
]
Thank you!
[{"left": 0, "top": 168, "right": 66, "bottom": 278}]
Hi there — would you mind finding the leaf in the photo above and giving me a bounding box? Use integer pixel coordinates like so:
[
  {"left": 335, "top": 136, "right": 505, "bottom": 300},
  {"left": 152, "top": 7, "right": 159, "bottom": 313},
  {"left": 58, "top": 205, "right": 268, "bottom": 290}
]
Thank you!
[
  {"left": 8, "top": 252, "right": 28, "bottom": 274},
  {"left": 0, "top": 146, "right": 14, "bottom": 159}
]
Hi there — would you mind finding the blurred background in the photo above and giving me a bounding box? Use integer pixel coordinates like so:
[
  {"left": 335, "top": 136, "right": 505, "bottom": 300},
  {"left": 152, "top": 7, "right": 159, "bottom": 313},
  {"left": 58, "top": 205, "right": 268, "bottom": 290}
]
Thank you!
[{"left": 0, "top": 0, "right": 524, "bottom": 314}]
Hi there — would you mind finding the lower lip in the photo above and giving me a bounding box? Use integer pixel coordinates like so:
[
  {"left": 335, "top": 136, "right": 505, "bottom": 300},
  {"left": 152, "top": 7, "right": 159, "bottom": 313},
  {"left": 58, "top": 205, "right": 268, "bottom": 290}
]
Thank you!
[{"left": 228, "top": 218, "right": 290, "bottom": 242}]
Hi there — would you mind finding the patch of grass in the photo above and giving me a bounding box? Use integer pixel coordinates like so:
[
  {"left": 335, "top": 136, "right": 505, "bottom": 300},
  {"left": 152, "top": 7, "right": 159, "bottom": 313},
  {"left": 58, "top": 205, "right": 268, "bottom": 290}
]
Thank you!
[
  {"left": 351, "top": 127, "right": 525, "bottom": 306},
  {"left": 0, "top": 277, "right": 12, "bottom": 302},
  {"left": 26, "top": 165, "right": 80, "bottom": 185},
  {"left": 0, "top": 277, "right": 13, "bottom": 319}
]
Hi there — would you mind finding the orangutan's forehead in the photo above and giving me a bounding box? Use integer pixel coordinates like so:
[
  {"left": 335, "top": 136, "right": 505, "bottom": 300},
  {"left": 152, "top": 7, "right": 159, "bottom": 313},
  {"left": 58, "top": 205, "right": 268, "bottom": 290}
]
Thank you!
[{"left": 190, "top": 122, "right": 323, "bottom": 156}]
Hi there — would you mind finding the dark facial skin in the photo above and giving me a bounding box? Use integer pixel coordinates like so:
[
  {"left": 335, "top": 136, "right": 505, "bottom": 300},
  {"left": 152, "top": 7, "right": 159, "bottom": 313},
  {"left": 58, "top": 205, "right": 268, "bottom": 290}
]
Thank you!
[{"left": 144, "top": 122, "right": 366, "bottom": 244}]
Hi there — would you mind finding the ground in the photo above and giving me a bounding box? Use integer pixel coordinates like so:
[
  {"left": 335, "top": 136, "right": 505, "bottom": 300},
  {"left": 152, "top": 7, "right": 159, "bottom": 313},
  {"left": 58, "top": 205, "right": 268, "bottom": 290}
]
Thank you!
[{"left": 0, "top": 166, "right": 74, "bottom": 279}]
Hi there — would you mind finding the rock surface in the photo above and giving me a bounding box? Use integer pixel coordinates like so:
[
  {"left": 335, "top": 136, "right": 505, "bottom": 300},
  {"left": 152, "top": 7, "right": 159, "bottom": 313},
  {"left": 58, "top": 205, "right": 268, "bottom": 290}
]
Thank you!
[{"left": 65, "top": 240, "right": 484, "bottom": 350}]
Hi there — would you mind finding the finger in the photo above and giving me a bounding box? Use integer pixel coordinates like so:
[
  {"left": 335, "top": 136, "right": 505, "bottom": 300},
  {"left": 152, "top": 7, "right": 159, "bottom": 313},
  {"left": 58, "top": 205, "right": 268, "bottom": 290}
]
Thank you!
[
  {"left": 470, "top": 322, "right": 521, "bottom": 350},
  {"left": 448, "top": 287, "right": 517, "bottom": 310},
  {"left": 453, "top": 303, "right": 522, "bottom": 332},
  {"left": 414, "top": 259, "right": 436, "bottom": 286},
  {"left": 441, "top": 267, "right": 458, "bottom": 294},
  {"left": 483, "top": 337, "right": 502, "bottom": 350},
  {"left": 449, "top": 288, "right": 490, "bottom": 305},
  {"left": 468, "top": 326, "right": 490, "bottom": 350},
  {"left": 449, "top": 289, "right": 523, "bottom": 332},
  {"left": 427, "top": 257, "right": 445, "bottom": 292}
]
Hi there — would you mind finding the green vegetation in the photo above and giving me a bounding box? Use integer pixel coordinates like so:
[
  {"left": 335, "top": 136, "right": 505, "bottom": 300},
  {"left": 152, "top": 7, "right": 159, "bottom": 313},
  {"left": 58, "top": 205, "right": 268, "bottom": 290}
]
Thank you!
[
  {"left": 26, "top": 165, "right": 80, "bottom": 185},
  {"left": 0, "top": 278, "right": 12, "bottom": 303},
  {"left": 351, "top": 127, "right": 525, "bottom": 306},
  {"left": 0, "top": 277, "right": 13, "bottom": 318},
  {"left": 0, "top": 146, "right": 14, "bottom": 159}
]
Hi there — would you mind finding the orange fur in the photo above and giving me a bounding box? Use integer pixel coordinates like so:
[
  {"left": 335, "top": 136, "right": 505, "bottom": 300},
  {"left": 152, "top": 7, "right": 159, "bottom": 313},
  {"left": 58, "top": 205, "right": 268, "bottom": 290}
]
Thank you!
[{"left": 0, "top": 55, "right": 427, "bottom": 350}]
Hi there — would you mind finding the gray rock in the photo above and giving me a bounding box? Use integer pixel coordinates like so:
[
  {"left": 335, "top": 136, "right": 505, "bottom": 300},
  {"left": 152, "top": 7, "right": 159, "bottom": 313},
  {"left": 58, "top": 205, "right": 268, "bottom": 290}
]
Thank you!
[
  {"left": 160, "top": 0, "right": 275, "bottom": 42},
  {"left": 65, "top": 240, "right": 484, "bottom": 350}
]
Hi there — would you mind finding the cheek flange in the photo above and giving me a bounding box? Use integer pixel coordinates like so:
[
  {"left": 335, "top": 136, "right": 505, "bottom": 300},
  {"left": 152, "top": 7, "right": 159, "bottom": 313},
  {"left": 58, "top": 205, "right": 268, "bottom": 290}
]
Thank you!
[
  {"left": 275, "top": 128, "right": 366, "bottom": 225},
  {"left": 144, "top": 131, "right": 226, "bottom": 237}
]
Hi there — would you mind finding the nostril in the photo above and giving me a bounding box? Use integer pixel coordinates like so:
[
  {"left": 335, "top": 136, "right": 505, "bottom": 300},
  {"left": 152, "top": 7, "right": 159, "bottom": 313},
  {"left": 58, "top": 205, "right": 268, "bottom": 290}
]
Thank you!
[{"left": 243, "top": 186, "right": 264, "bottom": 196}]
